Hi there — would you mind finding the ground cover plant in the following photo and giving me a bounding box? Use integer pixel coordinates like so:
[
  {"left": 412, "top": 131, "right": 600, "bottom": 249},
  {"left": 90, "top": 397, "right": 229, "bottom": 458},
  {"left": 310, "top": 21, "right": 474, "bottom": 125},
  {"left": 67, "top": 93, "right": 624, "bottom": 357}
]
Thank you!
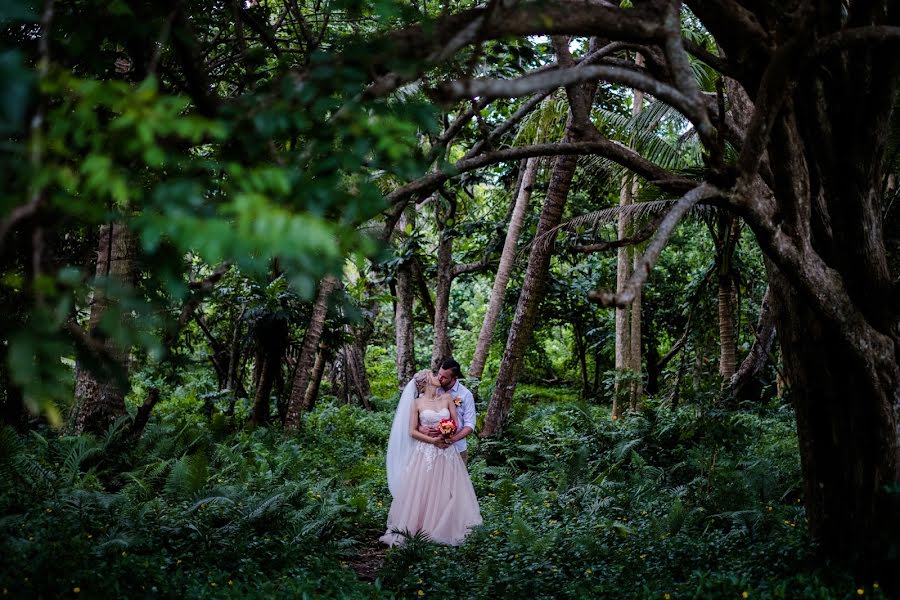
[{"left": 0, "top": 386, "right": 888, "bottom": 599}]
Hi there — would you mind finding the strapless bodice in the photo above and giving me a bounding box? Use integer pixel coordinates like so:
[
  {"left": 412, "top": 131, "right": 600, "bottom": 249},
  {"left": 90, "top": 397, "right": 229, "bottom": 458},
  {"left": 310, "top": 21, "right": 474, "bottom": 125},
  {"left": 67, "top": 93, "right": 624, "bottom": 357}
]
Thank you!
[{"left": 419, "top": 408, "right": 450, "bottom": 426}]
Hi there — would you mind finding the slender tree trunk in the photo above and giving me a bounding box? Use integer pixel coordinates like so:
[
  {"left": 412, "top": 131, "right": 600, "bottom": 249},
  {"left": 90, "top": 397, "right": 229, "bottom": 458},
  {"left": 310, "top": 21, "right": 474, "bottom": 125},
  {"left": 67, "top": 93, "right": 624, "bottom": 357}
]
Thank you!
[
  {"left": 394, "top": 213, "right": 417, "bottom": 388},
  {"left": 70, "top": 222, "right": 137, "bottom": 434},
  {"left": 284, "top": 275, "right": 339, "bottom": 430},
  {"left": 482, "top": 152, "right": 579, "bottom": 437},
  {"left": 645, "top": 322, "right": 660, "bottom": 396},
  {"left": 251, "top": 355, "right": 275, "bottom": 426},
  {"left": 629, "top": 242, "right": 642, "bottom": 411},
  {"left": 717, "top": 274, "right": 737, "bottom": 380},
  {"left": 303, "top": 341, "right": 328, "bottom": 412},
  {"left": 431, "top": 207, "right": 454, "bottom": 368},
  {"left": 716, "top": 216, "right": 740, "bottom": 382},
  {"left": 729, "top": 285, "right": 776, "bottom": 398},
  {"left": 482, "top": 34, "right": 599, "bottom": 437},
  {"left": 613, "top": 172, "right": 633, "bottom": 419},
  {"left": 343, "top": 333, "right": 372, "bottom": 410},
  {"left": 470, "top": 156, "right": 538, "bottom": 379},
  {"left": 573, "top": 318, "right": 589, "bottom": 397}
]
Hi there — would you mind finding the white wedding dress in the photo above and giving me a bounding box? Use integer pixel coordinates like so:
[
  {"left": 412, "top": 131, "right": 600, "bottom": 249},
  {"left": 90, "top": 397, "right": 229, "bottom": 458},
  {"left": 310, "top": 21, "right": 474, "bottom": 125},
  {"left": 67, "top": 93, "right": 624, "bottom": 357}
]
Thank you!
[{"left": 380, "top": 408, "right": 482, "bottom": 546}]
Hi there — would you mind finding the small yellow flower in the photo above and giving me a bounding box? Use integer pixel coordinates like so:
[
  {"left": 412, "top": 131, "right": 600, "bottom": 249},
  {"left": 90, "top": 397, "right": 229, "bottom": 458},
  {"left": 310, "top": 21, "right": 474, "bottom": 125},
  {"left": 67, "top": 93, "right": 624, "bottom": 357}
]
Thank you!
[
  {"left": 742, "top": 592, "right": 749, "bottom": 598},
  {"left": 584, "top": 569, "right": 592, "bottom": 575},
  {"left": 211, "top": 582, "right": 217, "bottom": 587},
  {"left": 73, "top": 588, "right": 80, "bottom": 594},
  {"left": 640, "top": 554, "right": 647, "bottom": 559},
  {"left": 873, "top": 583, "right": 879, "bottom": 590},
  {"left": 856, "top": 589, "right": 864, "bottom": 596},
  {"left": 417, "top": 591, "right": 424, "bottom": 597},
  {"left": 664, "top": 595, "right": 671, "bottom": 600},
  {"left": 177, "top": 559, "right": 182, "bottom": 564},
  {"left": 228, "top": 580, "right": 233, "bottom": 586}
]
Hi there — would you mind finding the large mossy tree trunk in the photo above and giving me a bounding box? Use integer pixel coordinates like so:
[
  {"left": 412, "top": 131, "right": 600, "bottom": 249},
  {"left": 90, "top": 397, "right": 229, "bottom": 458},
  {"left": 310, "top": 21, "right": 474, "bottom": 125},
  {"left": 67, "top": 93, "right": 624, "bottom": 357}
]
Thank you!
[
  {"left": 70, "top": 222, "right": 137, "bottom": 434},
  {"left": 708, "top": 5, "right": 900, "bottom": 570}
]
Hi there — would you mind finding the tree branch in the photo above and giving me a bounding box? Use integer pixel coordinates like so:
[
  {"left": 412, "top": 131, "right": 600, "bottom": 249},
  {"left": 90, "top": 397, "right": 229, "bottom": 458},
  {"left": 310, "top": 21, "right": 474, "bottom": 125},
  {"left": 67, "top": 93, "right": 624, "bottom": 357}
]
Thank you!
[
  {"left": 570, "top": 212, "right": 666, "bottom": 254},
  {"left": 589, "top": 184, "right": 720, "bottom": 307},
  {"left": 387, "top": 139, "right": 696, "bottom": 206}
]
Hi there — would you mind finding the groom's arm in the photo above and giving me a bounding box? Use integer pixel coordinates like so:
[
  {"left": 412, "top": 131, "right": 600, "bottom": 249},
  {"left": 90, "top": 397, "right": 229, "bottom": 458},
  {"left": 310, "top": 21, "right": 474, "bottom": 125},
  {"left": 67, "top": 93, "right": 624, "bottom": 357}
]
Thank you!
[{"left": 450, "top": 389, "right": 476, "bottom": 443}]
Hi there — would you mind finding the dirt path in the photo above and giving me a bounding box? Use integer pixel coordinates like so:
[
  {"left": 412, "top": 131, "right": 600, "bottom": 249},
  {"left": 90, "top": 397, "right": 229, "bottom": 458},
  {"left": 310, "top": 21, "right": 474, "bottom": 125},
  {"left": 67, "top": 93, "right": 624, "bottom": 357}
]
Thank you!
[{"left": 347, "top": 537, "right": 387, "bottom": 582}]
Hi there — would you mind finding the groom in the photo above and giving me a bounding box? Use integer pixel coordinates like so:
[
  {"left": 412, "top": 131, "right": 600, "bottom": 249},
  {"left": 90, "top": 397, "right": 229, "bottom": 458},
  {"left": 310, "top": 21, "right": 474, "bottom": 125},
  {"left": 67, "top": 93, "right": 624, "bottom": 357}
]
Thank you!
[{"left": 417, "top": 358, "right": 476, "bottom": 464}]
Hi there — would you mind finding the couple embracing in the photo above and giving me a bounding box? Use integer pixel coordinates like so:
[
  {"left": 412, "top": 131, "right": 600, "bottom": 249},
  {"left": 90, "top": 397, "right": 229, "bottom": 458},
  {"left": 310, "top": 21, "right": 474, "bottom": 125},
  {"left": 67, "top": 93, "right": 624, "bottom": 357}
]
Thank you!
[{"left": 380, "top": 359, "right": 483, "bottom": 546}]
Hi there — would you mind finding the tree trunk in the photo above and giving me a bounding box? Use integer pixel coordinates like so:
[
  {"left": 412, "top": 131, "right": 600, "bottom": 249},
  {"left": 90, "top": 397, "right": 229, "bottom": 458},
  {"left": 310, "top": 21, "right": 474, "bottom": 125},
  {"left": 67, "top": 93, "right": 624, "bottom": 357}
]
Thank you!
[
  {"left": 716, "top": 216, "right": 740, "bottom": 382},
  {"left": 725, "top": 37, "right": 900, "bottom": 570},
  {"left": 729, "top": 285, "right": 775, "bottom": 399},
  {"left": 482, "top": 152, "right": 579, "bottom": 437},
  {"left": 343, "top": 333, "right": 373, "bottom": 410},
  {"left": 70, "top": 222, "right": 137, "bottom": 434},
  {"left": 394, "top": 215, "right": 417, "bottom": 388},
  {"left": 283, "top": 275, "right": 339, "bottom": 430},
  {"left": 573, "top": 318, "right": 589, "bottom": 397},
  {"left": 470, "top": 156, "right": 538, "bottom": 379},
  {"left": 717, "top": 274, "right": 737, "bottom": 380},
  {"left": 629, "top": 240, "right": 642, "bottom": 411},
  {"left": 302, "top": 341, "right": 328, "bottom": 412},
  {"left": 613, "top": 171, "right": 633, "bottom": 419},
  {"left": 431, "top": 202, "right": 455, "bottom": 368},
  {"left": 251, "top": 354, "right": 275, "bottom": 426}
]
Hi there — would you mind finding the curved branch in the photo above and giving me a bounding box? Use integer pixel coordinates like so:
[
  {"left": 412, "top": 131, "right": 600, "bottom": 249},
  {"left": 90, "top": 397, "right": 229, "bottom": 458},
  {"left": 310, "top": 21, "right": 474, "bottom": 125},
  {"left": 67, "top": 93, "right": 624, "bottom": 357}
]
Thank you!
[
  {"left": 813, "top": 26, "right": 900, "bottom": 57},
  {"left": 588, "top": 183, "right": 721, "bottom": 307},
  {"left": 386, "top": 139, "right": 696, "bottom": 205},
  {"left": 439, "top": 64, "right": 711, "bottom": 136}
]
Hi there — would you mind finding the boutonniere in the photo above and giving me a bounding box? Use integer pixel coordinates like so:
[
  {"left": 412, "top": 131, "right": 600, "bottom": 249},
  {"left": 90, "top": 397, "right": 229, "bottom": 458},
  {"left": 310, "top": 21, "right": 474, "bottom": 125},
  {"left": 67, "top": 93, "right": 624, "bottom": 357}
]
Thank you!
[{"left": 453, "top": 396, "right": 462, "bottom": 407}]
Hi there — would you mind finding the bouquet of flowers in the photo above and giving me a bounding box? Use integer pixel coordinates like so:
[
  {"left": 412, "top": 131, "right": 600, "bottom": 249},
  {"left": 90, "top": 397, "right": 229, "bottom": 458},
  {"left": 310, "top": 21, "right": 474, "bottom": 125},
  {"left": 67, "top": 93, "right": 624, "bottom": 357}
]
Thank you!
[{"left": 438, "top": 418, "right": 457, "bottom": 442}]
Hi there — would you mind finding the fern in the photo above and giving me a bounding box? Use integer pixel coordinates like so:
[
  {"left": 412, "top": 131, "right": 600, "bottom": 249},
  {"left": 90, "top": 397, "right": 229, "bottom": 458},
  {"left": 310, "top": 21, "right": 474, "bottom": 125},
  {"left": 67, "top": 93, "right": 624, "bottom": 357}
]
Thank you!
[{"left": 163, "top": 452, "right": 209, "bottom": 500}]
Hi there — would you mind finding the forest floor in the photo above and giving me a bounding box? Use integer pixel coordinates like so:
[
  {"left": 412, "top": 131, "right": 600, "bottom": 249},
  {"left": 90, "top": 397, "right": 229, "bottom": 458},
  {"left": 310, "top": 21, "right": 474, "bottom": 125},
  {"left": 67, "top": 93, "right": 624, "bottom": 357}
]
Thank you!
[{"left": 347, "top": 535, "right": 387, "bottom": 582}]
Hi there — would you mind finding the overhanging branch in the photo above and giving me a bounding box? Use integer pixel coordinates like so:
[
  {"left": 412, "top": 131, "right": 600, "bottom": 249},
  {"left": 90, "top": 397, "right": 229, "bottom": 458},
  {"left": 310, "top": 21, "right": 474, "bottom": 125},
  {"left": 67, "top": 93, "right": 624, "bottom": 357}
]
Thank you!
[{"left": 589, "top": 184, "right": 720, "bottom": 307}]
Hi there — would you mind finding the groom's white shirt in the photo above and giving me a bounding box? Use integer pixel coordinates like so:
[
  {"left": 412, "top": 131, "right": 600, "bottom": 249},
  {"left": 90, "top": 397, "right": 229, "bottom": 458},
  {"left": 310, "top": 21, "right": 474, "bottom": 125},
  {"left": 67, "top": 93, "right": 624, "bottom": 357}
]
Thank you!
[{"left": 443, "top": 379, "right": 475, "bottom": 453}]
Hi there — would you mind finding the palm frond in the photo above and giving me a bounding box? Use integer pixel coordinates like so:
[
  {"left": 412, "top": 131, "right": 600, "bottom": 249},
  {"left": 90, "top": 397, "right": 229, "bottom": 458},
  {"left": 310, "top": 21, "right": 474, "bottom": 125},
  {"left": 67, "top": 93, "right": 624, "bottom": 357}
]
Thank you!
[{"left": 526, "top": 199, "right": 715, "bottom": 256}]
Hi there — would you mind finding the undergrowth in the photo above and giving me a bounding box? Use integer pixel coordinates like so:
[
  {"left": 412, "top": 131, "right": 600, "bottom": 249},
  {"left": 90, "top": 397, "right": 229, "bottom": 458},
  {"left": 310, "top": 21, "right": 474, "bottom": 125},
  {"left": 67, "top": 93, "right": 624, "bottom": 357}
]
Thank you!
[{"left": 0, "top": 389, "right": 887, "bottom": 599}]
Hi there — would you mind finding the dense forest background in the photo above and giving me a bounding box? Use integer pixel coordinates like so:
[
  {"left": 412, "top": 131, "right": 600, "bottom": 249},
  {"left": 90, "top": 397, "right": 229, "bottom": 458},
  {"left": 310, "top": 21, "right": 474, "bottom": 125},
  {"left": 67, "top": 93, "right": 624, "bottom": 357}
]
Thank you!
[{"left": 1, "top": 0, "right": 898, "bottom": 597}]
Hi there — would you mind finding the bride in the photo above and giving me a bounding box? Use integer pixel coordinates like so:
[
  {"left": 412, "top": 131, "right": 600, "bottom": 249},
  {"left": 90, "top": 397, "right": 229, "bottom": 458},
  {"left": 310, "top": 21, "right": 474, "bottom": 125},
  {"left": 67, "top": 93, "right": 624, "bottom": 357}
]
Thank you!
[{"left": 380, "top": 372, "right": 482, "bottom": 546}]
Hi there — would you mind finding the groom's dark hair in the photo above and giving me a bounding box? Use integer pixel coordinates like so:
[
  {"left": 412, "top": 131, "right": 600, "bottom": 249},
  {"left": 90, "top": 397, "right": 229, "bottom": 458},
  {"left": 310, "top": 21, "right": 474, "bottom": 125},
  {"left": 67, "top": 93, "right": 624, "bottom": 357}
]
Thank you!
[{"left": 440, "top": 358, "right": 463, "bottom": 378}]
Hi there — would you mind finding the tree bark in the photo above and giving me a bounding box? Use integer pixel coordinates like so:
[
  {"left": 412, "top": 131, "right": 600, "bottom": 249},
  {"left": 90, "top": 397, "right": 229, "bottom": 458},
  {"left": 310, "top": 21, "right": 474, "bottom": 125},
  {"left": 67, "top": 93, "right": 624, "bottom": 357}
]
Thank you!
[
  {"left": 717, "top": 273, "right": 737, "bottom": 380},
  {"left": 302, "top": 341, "right": 328, "bottom": 412},
  {"left": 283, "top": 275, "right": 339, "bottom": 430},
  {"left": 70, "top": 222, "right": 137, "bottom": 434},
  {"left": 729, "top": 285, "right": 775, "bottom": 399},
  {"left": 613, "top": 171, "right": 632, "bottom": 419},
  {"left": 394, "top": 213, "right": 417, "bottom": 388},
  {"left": 431, "top": 197, "right": 456, "bottom": 368},
  {"left": 629, "top": 230, "right": 642, "bottom": 411},
  {"left": 470, "top": 156, "right": 538, "bottom": 379},
  {"left": 482, "top": 150, "right": 580, "bottom": 436},
  {"left": 716, "top": 216, "right": 740, "bottom": 382}
]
